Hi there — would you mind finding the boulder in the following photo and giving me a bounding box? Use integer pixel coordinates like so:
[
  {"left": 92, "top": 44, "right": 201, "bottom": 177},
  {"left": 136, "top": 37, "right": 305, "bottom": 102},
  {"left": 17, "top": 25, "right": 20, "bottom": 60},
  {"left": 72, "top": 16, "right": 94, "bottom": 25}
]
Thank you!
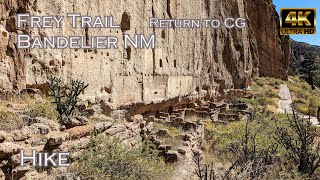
[
  {"left": 46, "top": 131, "right": 68, "bottom": 146},
  {"left": 59, "top": 138, "right": 91, "bottom": 152},
  {"left": 62, "top": 118, "right": 79, "bottom": 128},
  {"left": 94, "top": 122, "right": 112, "bottom": 133},
  {"left": 104, "top": 124, "right": 126, "bottom": 136},
  {"left": 0, "top": 142, "right": 21, "bottom": 159},
  {"left": 33, "top": 117, "right": 60, "bottom": 131},
  {"left": 11, "top": 153, "right": 21, "bottom": 166},
  {"left": 29, "top": 123, "right": 50, "bottom": 135},
  {"left": 61, "top": 116, "right": 88, "bottom": 129},
  {"left": 11, "top": 127, "right": 32, "bottom": 141},
  {"left": 25, "top": 134, "right": 48, "bottom": 146},
  {"left": 66, "top": 124, "right": 94, "bottom": 140},
  {"left": 125, "top": 122, "right": 133, "bottom": 129}
]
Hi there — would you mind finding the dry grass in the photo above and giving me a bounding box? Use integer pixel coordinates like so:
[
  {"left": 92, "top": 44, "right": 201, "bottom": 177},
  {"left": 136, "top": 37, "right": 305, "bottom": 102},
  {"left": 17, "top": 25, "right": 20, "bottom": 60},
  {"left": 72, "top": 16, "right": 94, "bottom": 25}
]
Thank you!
[
  {"left": 0, "top": 108, "right": 25, "bottom": 131},
  {"left": 0, "top": 94, "right": 58, "bottom": 131},
  {"left": 244, "top": 76, "right": 320, "bottom": 116},
  {"left": 287, "top": 76, "right": 320, "bottom": 116},
  {"left": 239, "top": 77, "right": 283, "bottom": 112}
]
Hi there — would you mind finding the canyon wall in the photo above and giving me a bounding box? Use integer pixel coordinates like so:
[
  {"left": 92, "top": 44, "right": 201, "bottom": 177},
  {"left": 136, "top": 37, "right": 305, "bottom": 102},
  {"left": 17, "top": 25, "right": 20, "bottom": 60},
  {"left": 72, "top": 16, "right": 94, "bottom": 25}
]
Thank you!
[
  {"left": 289, "top": 39, "right": 320, "bottom": 75},
  {"left": 0, "top": 0, "right": 289, "bottom": 109},
  {"left": 246, "top": 0, "right": 290, "bottom": 79}
]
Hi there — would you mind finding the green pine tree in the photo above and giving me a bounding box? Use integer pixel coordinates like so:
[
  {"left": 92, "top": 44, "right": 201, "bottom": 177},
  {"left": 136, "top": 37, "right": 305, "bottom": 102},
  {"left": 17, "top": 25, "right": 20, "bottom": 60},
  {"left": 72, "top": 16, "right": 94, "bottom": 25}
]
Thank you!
[{"left": 299, "top": 54, "right": 318, "bottom": 88}]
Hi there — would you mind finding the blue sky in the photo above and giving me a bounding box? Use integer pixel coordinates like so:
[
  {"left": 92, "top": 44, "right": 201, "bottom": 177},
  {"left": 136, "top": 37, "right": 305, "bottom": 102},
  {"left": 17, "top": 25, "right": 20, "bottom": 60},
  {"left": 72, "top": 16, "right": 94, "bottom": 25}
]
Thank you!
[{"left": 273, "top": 1, "right": 319, "bottom": 45}]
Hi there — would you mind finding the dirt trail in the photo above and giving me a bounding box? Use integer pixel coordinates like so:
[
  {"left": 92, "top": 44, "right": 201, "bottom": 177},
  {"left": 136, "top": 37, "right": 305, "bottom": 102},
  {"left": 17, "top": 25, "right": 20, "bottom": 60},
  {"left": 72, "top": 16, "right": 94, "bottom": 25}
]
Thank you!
[
  {"left": 278, "top": 84, "right": 293, "bottom": 114},
  {"left": 278, "top": 84, "right": 319, "bottom": 126}
]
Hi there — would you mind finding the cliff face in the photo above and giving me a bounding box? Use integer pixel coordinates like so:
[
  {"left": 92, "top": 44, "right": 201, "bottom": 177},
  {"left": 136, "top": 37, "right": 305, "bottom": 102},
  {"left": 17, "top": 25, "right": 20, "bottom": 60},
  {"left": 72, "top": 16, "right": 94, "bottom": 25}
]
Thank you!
[
  {"left": 289, "top": 39, "right": 320, "bottom": 75},
  {"left": 246, "top": 0, "right": 290, "bottom": 79},
  {"left": 0, "top": 0, "right": 289, "bottom": 109}
]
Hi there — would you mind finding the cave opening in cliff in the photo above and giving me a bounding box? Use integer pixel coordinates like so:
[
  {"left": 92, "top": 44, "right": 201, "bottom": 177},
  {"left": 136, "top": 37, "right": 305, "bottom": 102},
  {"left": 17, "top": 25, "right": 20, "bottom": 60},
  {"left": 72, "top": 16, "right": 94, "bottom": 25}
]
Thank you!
[
  {"left": 161, "top": 30, "right": 166, "bottom": 39},
  {"left": 121, "top": 12, "right": 131, "bottom": 31}
]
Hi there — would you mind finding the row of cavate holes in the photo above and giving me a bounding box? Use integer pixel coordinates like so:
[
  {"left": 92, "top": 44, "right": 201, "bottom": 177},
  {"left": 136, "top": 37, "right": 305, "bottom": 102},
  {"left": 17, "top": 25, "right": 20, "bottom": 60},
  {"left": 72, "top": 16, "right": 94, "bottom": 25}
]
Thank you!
[
  {"left": 30, "top": 12, "right": 166, "bottom": 67},
  {"left": 31, "top": 58, "right": 66, "bottom": 66},
  {"left": 75, "top": 49, "right": 110, "bottom": 59}
]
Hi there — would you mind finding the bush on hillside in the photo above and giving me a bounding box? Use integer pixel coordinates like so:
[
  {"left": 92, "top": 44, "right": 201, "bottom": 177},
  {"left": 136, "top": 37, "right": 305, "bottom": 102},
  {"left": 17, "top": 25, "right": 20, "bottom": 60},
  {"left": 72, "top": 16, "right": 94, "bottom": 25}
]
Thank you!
[
  {"left": 74, "top": 136, "right": 173, "bottom": 179},
  {"left": 202, "top": 110, "right": 320, "bottom": 179},
  {"left": 47, "top": 76, "right": 88, "bottom": 120},
  {"left": 274, "top": 109, "right": 320, "bottom": 176}
]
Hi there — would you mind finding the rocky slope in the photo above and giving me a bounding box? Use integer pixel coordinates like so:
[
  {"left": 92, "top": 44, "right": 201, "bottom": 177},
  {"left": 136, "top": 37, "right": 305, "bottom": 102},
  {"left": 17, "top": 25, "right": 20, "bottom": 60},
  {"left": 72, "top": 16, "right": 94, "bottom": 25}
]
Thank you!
[
  {"left": 0, "top": 0, "right": 289, "bottom": 111},
  {"left": 289, "top": 39, "right": 320, "bottom": 75},
  {"left": 0, "top": 90, "right": 251, "bottom": 179}
]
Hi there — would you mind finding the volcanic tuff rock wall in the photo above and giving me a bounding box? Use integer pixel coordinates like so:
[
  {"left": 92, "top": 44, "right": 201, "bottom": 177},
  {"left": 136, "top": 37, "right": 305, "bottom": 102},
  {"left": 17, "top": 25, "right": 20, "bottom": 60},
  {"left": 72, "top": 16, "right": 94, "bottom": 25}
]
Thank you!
[{"left": 0, "top": 0, "right": 289, "bottom": 109}]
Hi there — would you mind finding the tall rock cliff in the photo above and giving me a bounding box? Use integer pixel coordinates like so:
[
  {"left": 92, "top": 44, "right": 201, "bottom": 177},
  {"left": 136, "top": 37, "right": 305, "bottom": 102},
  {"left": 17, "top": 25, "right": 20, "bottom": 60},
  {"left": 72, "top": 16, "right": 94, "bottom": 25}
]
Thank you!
[
  {"left": 0, "top": 0, "right": 289, "bottom": 109},
  {"left": 246, "top": 0, "right": 289, "bottom": 79}
]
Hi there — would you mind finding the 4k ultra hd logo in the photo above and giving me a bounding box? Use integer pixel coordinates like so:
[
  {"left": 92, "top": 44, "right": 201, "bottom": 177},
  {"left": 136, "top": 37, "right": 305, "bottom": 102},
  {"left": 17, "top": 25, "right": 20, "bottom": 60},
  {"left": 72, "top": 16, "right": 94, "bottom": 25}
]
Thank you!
[{"left": 280, "top": 8, "right": 316, "bottom": 35}]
